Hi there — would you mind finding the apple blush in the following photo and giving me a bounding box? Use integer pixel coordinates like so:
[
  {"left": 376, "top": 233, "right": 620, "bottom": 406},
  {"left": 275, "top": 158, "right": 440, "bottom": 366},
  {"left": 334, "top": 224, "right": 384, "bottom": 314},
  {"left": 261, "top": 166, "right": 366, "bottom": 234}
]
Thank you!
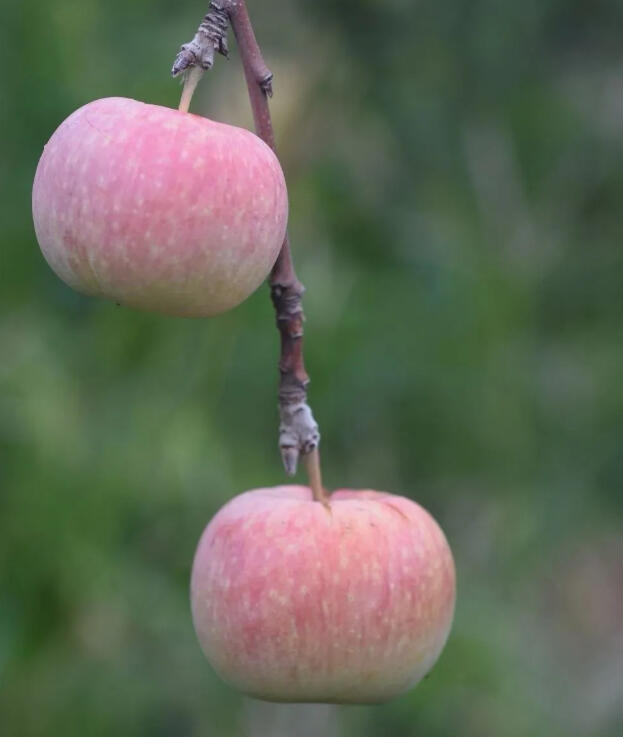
[
  {"left": 32, "top": 97, "right": 288, "bottom": 317},
  {"left": 191, "top": 486, "right": 455, "bottom": 704}
]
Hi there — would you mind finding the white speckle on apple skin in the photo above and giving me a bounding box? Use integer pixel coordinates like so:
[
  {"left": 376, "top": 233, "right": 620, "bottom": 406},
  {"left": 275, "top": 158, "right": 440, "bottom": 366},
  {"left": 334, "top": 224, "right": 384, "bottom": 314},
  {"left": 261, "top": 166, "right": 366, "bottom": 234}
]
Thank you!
[{"left": 32, "top": 97, "right": 288, "bottom": 318}]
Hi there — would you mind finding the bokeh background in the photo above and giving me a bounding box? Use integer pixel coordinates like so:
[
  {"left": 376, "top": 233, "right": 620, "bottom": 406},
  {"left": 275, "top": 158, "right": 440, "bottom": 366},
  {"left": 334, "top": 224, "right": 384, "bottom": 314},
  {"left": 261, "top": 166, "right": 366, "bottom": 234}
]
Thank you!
[{"left": 2, "top": 0, "right": 623, "bottom": 735}]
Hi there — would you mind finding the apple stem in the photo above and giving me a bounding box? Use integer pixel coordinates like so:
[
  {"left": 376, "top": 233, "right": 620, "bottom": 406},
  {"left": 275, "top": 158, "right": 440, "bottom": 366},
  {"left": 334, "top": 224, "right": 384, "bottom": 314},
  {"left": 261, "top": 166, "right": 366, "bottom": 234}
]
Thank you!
[
  {"left": 172, "top": 1, "right": 322, "bottom": 485},
  {"left": 178, "top": 66, "right": 204, "bottom": 113},
  {"left": 304, "top": 448, "right": 329, "bottom": 506}
]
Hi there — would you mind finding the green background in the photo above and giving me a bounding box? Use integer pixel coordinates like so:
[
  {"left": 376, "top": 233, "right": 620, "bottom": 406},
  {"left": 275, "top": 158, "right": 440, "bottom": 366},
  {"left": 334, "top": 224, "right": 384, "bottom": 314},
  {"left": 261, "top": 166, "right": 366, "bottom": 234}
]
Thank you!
[{"left": 2, "top": 0, "right": 622, "bottom": 735}]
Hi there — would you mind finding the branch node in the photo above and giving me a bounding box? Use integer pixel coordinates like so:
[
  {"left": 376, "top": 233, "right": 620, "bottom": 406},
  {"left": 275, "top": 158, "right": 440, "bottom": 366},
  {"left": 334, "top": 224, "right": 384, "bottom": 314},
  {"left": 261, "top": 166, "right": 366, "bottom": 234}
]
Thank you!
[
  {"left": 279, "top": 400, "right": 320, "bottom": 476},
  {"left": 260, "top": 73, "right": 274, "bottom": 98},
  {"left": 171, "top": 2, "right": 230, "bottom": 77}
]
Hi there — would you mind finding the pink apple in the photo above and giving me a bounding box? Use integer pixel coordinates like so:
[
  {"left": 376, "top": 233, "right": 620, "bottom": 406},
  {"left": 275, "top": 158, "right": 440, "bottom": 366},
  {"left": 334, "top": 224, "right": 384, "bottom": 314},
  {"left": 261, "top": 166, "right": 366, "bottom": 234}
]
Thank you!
[
  {"left": 32, "top": 97, "right": 288, "bottom": 317},
  {"left": 191, "top": 485, "right": 455, "bottom": 703}
]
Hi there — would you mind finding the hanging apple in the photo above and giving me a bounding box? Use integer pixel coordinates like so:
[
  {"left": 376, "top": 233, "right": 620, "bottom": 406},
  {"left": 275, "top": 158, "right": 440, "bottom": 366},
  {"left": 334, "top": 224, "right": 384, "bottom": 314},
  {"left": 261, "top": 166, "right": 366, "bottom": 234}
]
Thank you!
[
  {"left": 32, "top": 97, "right": 288, "bottom": 317},
  {"left": 191, "top": 486, "right": 456, "bottom": 703}
]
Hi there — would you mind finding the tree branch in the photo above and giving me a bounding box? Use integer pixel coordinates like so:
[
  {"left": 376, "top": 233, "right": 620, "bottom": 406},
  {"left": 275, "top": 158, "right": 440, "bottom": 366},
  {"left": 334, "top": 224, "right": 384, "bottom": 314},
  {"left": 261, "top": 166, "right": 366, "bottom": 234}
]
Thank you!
[{"left": 173, "top": 1, "right": 323, "bottom": 497}]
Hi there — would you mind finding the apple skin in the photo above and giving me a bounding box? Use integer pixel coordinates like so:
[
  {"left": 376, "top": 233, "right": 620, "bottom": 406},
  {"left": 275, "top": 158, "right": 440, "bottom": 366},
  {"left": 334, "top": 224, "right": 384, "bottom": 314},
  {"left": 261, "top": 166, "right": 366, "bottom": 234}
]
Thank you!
[
  {"left": 32, "top": 97, "right": 288, "bottom": 317},
  {"left": 191, "top": 486, "right": 455, "bottom": 704}
]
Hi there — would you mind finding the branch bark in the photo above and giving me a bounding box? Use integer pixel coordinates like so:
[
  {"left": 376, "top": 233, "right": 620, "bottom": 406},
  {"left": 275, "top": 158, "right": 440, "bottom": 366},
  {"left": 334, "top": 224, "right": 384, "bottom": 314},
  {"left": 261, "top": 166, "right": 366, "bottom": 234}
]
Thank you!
[{"left": 173, "top": 1, "right": 323, "bottom": 494}]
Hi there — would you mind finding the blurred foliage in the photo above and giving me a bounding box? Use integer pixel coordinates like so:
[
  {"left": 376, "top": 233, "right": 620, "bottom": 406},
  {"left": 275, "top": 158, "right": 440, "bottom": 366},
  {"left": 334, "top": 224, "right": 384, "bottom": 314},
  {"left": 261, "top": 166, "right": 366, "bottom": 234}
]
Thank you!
[{"left": 1, "top": 0, "right": 623, "bottom": 735}]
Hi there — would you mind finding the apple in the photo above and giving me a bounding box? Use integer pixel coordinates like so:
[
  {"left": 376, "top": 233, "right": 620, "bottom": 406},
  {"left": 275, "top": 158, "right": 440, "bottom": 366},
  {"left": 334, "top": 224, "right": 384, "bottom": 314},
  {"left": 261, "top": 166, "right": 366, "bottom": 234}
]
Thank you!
[
  {"left": 191, "top": 485, "right": 455, "bottom": 703},
  {"left": 32, "top": 97, "right": 288, "bottom": 317}
]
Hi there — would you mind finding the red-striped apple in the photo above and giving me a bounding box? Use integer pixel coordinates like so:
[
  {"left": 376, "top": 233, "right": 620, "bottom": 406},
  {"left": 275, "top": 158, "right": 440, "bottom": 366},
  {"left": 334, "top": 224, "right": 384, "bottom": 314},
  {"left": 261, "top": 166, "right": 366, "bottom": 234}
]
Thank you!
[
  {"left": 32, "top": 97, "right": 288, "bottom": 317},
  {"left": 191, "top": 485, "right": 455, "bottom": 703}
]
